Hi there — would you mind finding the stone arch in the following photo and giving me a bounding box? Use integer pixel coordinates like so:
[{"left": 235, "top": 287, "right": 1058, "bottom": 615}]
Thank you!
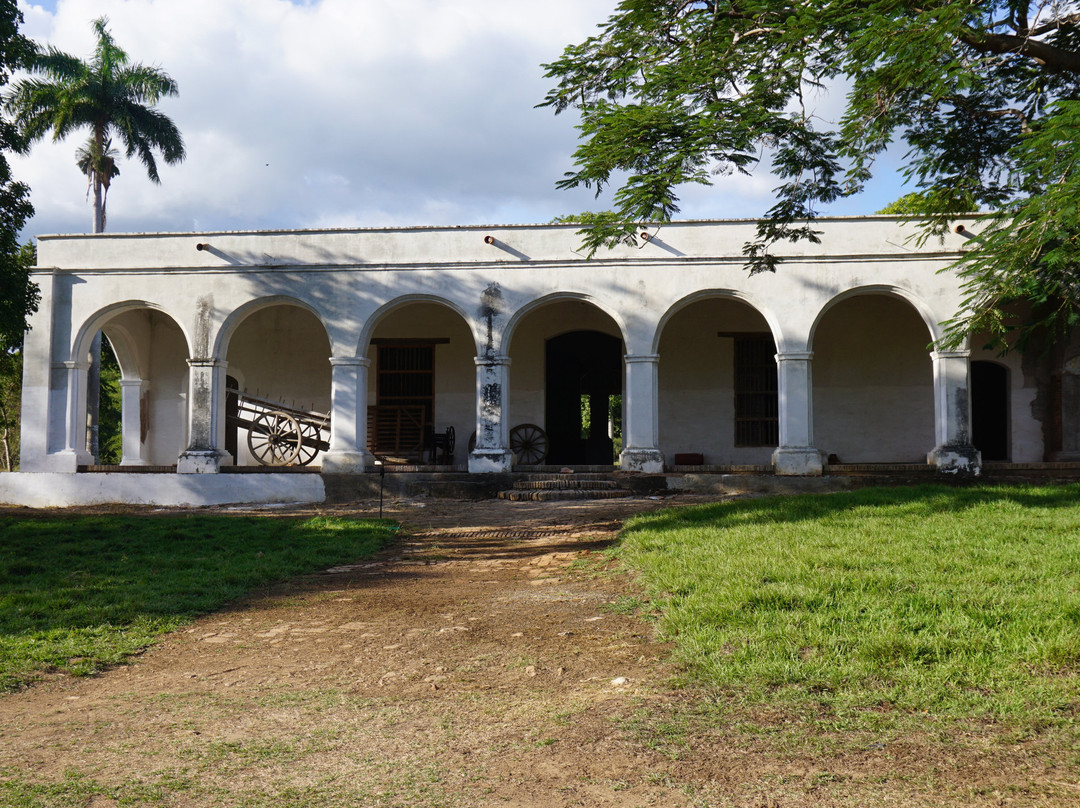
[
  {"left": 501, "top": 292, "right": 630, "bottom": 357},
  {"left": 651, "top": 289, "right": 784, "bottom": 354},
  {"left": 213, "top": 294, "right": 332, "bottom": 361},
  {"left": 808, "top": 284, "right": 941, "bottom": 351},
  {"left": 810, "top": 287, "right": 937, "bottom": 464},
  {"left": 73, "top": 300, "right": 191, "bottom": 368},
  {"left": 502, "top": 295, "right": 627, "bottom": 466},
  {"left": 361, "top": 295, "right": 478, "bottom": 466},
  {"left": 72, "top": 302, "right": 191, "bottom": 466},
  {"left": 654, "top": 290, "right": 781, "bottom": 467},
  {"left": 221, "top": 298, "right": 334, "bottom": 467},
  {"left": 356, "top": 294, "right": 479, "bottom": 358}
]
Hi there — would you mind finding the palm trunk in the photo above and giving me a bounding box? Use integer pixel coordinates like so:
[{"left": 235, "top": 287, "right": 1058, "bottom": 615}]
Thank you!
[{"left": 87, "top": 170, "right": 105, "bottom": 461}]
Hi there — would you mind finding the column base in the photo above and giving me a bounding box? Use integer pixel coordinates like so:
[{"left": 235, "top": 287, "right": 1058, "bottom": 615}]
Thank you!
[
  {"left": 619, "top": 448, "right": 664, "bottom": 473},
  {"left": 22, "top": 450, "right": 91, "bottom": 473},
  {"left": 469, "top": 450, "right": 513, "bottom": 473},
  {"left": 928, "top": 445, "right": 981, "bottom": 475},
  {"left": 320, "top": 451, "right": 374, "bottom": 474},
  {"left": 772, "top": 447, "right": 824, "bottom": 476},
  {"left": 177, "top": 450, "right": 227, "bottom": 474}
]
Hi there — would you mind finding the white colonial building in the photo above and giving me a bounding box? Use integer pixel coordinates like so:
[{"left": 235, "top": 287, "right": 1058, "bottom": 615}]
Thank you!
[{"left": 7, "top": 216, "right": 1075, "bottom": 505}]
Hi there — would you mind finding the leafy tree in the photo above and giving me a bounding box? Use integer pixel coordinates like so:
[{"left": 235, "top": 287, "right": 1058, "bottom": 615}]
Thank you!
[
  {"left": 0, "top": 1, "right": 34, "bottom": 351},
  {"left": 5, "top": 15, "right": 185, "bottom": 233},
  {"left": 541, "top": 1, "right": 1080, "bottom": 348},
  {"left": 0, "top": 241, "right": 36, "bottom": 471}
]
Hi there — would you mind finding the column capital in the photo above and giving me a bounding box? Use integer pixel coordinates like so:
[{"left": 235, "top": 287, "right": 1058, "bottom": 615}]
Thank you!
[
  {"left": 775, "top": 351, "right": 814, "bottom": 362},
  {"left": 186, "top": 357, "right": 227, "bottom": 369},
  {"left": 930, "top": 350, "right": 970, "bottom": 361},
  {"left": 57, "top": 360, "right": 89, "bottom": 371},
  {"left": 474, "top": 354, "right": 511, "bottom": 368},
  {"left": 329, "top": 355, "right": 371, "bottom": 368},
  {"left": 624, "top": 353, "right": 660, "bottom": 366}
]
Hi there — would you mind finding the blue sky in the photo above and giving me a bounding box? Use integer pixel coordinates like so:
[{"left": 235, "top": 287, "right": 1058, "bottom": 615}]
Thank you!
[{"left": 12, "top": 0, "right": 906, "bottom": 240}]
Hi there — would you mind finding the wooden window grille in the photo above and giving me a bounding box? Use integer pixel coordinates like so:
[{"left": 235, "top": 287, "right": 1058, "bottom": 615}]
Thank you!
[
  {"left": 733, "top": 335, "right": 779, "bottom": 447},
  {"left": 370, "top": 344, "right": 435, "bottom": 459}
]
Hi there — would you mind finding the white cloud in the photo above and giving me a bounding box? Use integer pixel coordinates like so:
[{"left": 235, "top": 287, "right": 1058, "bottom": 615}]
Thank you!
[{"left": 10, "top": 0, "right": 900, "bottom": 240}]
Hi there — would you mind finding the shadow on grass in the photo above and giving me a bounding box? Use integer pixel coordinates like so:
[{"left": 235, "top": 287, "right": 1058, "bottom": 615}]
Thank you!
[{"left": 0, "top": 514, "right": 398, "bottom": 689}]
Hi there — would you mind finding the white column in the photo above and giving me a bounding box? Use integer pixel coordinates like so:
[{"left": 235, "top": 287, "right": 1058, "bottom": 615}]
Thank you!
[
  {"left": 51, "top": 360, "right": 93, "bottom": 469},
  {"left": 928, "top": 350, "right": 981, "bottom": 473},
  {"left": 321, "top": 356, "right": 373, "bottom": 473},
  {"left": 620, "top": 354, "right": 663, "bottom": 472},
  {"left": 177, "top": 358, "right": 227, "bottom": 473},
  {"left": 772, "top": 351, "right": 823, "bottom": 475},
  {"left": 119, "top": 379, "right": 150, "bottom": 466},
  {"left": 469, "top": 355, "right": 513, "bottom": 472}
]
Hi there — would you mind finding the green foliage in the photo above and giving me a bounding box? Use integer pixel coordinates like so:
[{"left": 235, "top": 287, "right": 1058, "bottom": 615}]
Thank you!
[
  {"left": 5, "top": 15, "right": 185, "bottom": 232},
  {"left": 0, "top": 514, "right": 398, "bottom": 691},
  {"left": 0, "top": 1, "right": 35, "bottom": 344},
  {"left": 618, "top": 485, "right": 1080, "bottom": 729},
  {"left": 97, "top": 335, "right": 122, "bottom": 464},
  {"left": 542, "top": 2, "right": 1080, "bottom": 344},
  {"left": 0, "top": 346, "right": 21, "bottom": 469}
]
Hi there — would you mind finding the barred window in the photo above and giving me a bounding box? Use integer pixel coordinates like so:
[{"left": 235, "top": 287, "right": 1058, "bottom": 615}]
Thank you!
[{"left": 733, "top": 335, "right": 778, "bottom": 447}]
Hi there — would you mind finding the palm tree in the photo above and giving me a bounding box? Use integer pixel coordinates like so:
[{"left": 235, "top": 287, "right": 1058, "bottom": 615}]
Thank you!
[
  {"left": 5, "top": 16, "right": 185, "bottom": 459},
  {"left": 5, "top": 15, "right": 185, "bottom": 233}
]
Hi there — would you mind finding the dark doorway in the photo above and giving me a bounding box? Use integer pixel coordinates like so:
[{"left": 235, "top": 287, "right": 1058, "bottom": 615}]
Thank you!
[
  {"left": 971, "top": 361, "right": 1009, "bottom": 461},
  {"left": 545, "top": 330, "right": 622, "bottom": 465}
]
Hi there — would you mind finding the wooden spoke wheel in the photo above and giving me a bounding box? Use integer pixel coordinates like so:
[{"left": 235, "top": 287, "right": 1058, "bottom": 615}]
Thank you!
[
  {"left": 248, "top": 410, "right": 302, "bottom": 466},
  {"left": 295, "top": 422, "right": 322, "bottom": 467},
  {"left": 509, "top": 423, "right": 548, "bottom": 465},
  {"left": 443, "top": 425, "right": 455, "bottom": 458}
]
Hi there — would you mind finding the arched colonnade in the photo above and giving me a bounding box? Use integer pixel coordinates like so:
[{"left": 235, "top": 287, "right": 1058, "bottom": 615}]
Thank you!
[{"left": 19, "top": 221, "right": 1009, "bottom": 476}]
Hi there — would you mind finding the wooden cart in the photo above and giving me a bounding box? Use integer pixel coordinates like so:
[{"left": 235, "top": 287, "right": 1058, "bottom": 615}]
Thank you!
[{"left": 226, "top": 390, "right": 330, "bottom": 467}]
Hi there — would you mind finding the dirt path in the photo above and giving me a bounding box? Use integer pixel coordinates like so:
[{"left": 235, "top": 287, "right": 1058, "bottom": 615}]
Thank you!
[{"left": 0, "top": 495, "right": 1073, "bottom": 807}]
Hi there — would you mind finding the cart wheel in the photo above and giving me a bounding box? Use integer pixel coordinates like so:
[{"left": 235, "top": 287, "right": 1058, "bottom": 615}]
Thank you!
[
  {"left": 248, "top": 410, "right": 302, "bottom": 466},
  {"left": 295, "top": 422, "right": 321, "bottom": 466},
  {"left": 444, "top": 425, "right": 455, "bottom": 458},
  {"left": 509, "top": 423, "right": 548, "bottom": 465}
]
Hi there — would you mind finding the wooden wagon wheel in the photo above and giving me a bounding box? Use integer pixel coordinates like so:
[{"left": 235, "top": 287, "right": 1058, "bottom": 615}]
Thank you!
[
  {"left": 509, "top": 423, "right": 549, "bottom": 465},
  {"left": 248, "top": 410, "right": 302, "bottom": 466},
  {"left": 294, "top": 422, "right": 321, "bottom": 467}
]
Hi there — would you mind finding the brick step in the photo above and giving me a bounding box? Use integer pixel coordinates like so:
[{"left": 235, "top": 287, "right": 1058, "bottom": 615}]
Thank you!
[
  {"left": 497, "top": 488, "right": 635, "bottom": 502},
  {"left": 512, "top": 479, "right": 622, "bottom": 491},
  {"left": 513, "top": 473, "right": 614, "bottom": 482}
]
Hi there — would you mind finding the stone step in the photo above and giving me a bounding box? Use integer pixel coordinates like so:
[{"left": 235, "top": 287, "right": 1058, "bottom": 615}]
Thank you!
[
  {"left": 513, "top": 473, "right": 614, "bottom": 482},
  {"left": 497, "top": 488, "right": 635, "bottom": 502},
  {"left": 512, "top": 479, "right": 622, "bottom": 491}
]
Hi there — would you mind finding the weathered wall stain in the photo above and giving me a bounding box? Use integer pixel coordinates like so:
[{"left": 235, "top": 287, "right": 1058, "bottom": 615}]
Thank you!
[
  {"left": 194, "top": 295, "right": 213, "bottom": 359},
  {"left": 479, "top": 284, "right": 503, "bottom": 359}
]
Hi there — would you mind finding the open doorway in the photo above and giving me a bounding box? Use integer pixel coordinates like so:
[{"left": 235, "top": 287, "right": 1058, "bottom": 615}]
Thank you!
[
  {"left": 545, "top": 330, "right": 622, "bottom": 465},
  {"left": 971, "top": 360, "right": 1009, "bottom": 461}
]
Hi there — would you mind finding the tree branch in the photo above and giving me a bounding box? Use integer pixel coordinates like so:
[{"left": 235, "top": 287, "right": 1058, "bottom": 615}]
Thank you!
[{"left": 959, "top": 30, "right": 1080, "bottom": 73}]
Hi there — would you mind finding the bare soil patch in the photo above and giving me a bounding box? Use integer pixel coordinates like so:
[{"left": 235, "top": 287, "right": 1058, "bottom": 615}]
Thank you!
[{"left": 0, "top": 494, "right": 1075, "bottom": 807}]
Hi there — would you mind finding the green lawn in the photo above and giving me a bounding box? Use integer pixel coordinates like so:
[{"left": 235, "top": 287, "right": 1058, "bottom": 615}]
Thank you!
[
  {"left": 0, "top": 513, "right": 397, "bottom": 691},
  {"left": 618, "top": 484, "right": 1080, "bottom": 729}
]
